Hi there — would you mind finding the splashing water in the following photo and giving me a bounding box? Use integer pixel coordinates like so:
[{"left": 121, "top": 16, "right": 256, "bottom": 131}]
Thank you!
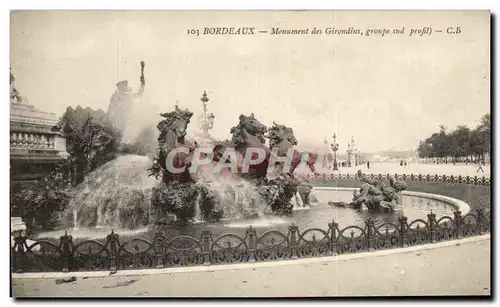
[
  {"left": 44, "top": 133, "right": 317, "bottom": 238},
  {"left": 194, "top": 173, "right": 294, "bottom": 228},
  {"left": 290, "top": 191, "right": 308, "bottom": 211},
  {"left": 192, "top": 154, "right": 317, "bottom": 224},
  {"left": 196, "top": 175, "right": 272, "bottom": 221},
  {"left": 63, "top": 155, "right": 158, "bottom": 230}
]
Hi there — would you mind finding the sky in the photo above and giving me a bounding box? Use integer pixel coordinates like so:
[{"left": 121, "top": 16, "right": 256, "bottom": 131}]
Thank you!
[{"left": 10, "top": 11, "right": 490, "bottom": 153}]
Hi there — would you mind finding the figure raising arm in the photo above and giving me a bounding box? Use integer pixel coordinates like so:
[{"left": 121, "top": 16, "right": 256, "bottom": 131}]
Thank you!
[{"left": 132, "top": 61, "right": 146, "bottom": 98}]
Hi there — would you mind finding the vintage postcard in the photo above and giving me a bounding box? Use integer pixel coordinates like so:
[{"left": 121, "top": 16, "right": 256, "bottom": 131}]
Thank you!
[{"left": 10, "top": 10, "right": 491, "bottom": 297}]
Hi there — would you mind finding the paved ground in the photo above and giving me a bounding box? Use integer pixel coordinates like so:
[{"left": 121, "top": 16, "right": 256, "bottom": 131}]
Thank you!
[{"left": 12, "top": 238, "right": 491, "bottom": 297}]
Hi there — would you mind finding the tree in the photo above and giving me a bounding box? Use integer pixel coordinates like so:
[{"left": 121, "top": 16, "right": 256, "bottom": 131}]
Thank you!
[
  {"left": 450, "top": 125, "right": 471, "bottom": 161},
  {"left": 10, "top": 164, "right": 72, "bottom": 230},
  {"left": 12, "top": 106, "right": 133, "bottom": 231},
  {"left": 52, "top": 106, "right": 121, "bottom": 184},
  {"left": 478, "top": 113, "right": 491, "bottom": 157},
  {"left": 480, "top": 113, "right": 491, "bottom": 131},
  {"left": 469, "top": 113, "right": 490, "bottom": 163},
  {"left": 417, "top": 140, "right": 433, "bottom": 158},
  {"left": 416, "top": 113, "right": 490, "bottom": 163},
  {"left": 437, "top": 125, "right": 454, "bottom": 163},
  {"left": 469, "top": 129, "right": 484, "bottom": 162}
]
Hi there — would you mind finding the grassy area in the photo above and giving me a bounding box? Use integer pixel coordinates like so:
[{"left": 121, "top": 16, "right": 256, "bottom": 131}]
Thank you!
[{"left": 311, "top": 179, "right": 491, "bottom": 212}]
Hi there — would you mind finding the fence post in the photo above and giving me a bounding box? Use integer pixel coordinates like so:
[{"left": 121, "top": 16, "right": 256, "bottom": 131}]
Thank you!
[
  {"left": 427, "top": 211, "right": 437, "bottom": 243},
  {"left": 153, "top": 229, "right": 166, "bottom": 268},
  {"left": 328, "top": 220, "right": 338, "bottom": 256},
  {"left": 453, "top": 210, "right": 462, "bottom": 239},
  {"left": 59, "top": 230, "right": 73, "bottom": 273},
  {"left": 106, "top": 230, "right": 119, "bottom": 273},
  {"left": 246, "top": 226, "right": 257, "bottom": 262},
  {"left": 398, "top": 215, "right": 408, "bottom": 247},
  {"left": 366, "top": 217, "right": 375, "bottom": 251},
  {"left": 201, "top": 230, "right": 213, "bottom": 265},
  {"left": 289, "top": 224, "right": 299, "bottom": 259}
]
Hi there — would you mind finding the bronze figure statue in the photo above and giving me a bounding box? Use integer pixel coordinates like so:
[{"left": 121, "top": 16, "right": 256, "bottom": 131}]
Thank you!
[
  {"left": 332, "top": 170, "right": 407, "bottom": 213},
  {"left": 107, "top": 61, "right": 146, "bottom": 133}
]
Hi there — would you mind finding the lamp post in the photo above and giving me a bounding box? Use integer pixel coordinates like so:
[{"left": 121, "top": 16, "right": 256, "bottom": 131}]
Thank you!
[
  {"left": 200, "top": 91, "right": 215, "bottom": 136},
  {"left": 330, "top": 134, "right": 339, "bottom": 170}
]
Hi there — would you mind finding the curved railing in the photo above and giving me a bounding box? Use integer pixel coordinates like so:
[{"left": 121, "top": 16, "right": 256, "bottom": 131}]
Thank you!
[
  {"left": 312, "top": 187, "right": 472, "bottom": 214},
  {"left": 11, "top": 173, "right": 491, "bottom": 274}
]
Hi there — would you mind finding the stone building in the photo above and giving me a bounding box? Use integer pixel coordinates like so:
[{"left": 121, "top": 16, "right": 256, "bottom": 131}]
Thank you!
[{"left": 10, "top": 71, "right": 68, "bottom": 187}]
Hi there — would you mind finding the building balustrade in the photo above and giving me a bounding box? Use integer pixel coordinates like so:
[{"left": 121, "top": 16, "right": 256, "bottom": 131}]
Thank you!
[
  {"left": 10, "top": 85, "right": 68, "bottom": 183},
  {"left": 10, "top": 132, "right": 57, "bottom": 150}
]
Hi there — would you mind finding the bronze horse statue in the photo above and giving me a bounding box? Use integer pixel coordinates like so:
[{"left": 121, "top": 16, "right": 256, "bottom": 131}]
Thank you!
[
  {"left": 149, "top": 105, "right": 198, "bottom": 183},
  {"left": 209, "top": 113, "right": 270, "bottom": 180},
  {"left": 148, "top": 106, "right": 201, "bottom": 224},
  {"left": 265, "top": 121, "right": 318, "bottom": 176},
  {"left": 265, "top": 122, "right": 318, "bottom": 205}
]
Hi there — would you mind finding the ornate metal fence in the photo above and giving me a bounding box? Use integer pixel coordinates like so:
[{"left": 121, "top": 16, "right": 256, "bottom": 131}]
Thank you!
[
  {"left": 11, "top": 208, "right": 490, "bottom": 273},
  {"left": 296, "top": 173, "right": 491, "bottom": 186}
]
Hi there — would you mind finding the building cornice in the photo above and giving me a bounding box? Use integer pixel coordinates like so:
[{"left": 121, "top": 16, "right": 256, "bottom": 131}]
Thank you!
[{"left": 10, "top": 102, "right": 59, "bottom": 130}]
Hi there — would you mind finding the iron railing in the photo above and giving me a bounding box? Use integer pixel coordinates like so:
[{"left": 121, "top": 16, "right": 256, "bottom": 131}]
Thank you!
[
  {"left": 11, "top": 208, "right": 490, "bottom": 273},
  {"left": 296, "top": 173, "right": 490, "bottom": 186}
]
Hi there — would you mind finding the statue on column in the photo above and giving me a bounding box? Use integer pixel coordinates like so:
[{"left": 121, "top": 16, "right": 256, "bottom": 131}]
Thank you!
[{"left": 107, "top": 61, "right": 146, "bottom": 134}]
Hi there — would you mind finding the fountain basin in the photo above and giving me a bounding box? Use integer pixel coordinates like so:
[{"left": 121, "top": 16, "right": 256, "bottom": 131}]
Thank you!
[{"left": 34, "top": 187, "right": 466, "bottom": 242}]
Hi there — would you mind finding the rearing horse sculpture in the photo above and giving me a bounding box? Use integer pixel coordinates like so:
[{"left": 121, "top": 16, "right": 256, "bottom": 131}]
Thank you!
[
  {"left": 211, "top": 113, "right": 270, "bottom": 181},
  {"left": 148, "top": 105, "right": 200, "bottom": 224},
  {"left": 215, "top": 115, "right": 318, "bottom": 180},
  {"left": 149, "top": 105, "right": 197, "bottom": 183},
  {"left": 214, "top": 116, "right": 315, "bottom": 214},
  {"left": 265, "top": 122, "right": 318, "bottom": 176},
  {"left": 264, "top": 122, "right": 322, "bottom": 211}
]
